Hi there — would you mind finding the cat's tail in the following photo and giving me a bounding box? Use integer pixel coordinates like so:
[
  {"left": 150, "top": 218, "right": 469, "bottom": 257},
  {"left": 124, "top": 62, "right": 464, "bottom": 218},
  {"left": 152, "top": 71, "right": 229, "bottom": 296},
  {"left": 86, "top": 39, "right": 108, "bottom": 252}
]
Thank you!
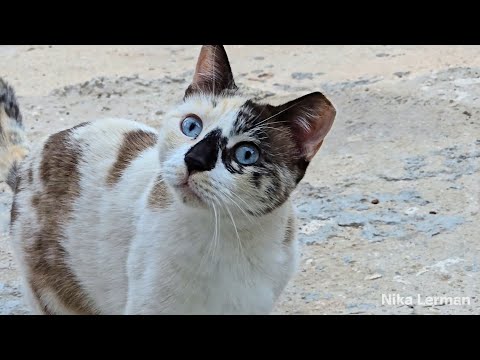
[{"left": 0, "top": 78, "right": 29, "bottom": 190}]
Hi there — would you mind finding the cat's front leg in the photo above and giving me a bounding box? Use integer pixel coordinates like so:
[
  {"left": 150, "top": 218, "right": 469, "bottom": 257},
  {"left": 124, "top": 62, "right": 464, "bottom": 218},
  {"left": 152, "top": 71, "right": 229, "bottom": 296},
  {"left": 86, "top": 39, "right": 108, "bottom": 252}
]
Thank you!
[
  {"left": 124, "top": 240, "right": 163, "bottom": 315},
  {"left": 124, "top": 288, "right": 164, "bottom": 315},
  {"left": 124, "top": 278, "right": 182, "bottom": 315},
  {"left": 124, "top": 232, "right": 184, "bottom": 315}
]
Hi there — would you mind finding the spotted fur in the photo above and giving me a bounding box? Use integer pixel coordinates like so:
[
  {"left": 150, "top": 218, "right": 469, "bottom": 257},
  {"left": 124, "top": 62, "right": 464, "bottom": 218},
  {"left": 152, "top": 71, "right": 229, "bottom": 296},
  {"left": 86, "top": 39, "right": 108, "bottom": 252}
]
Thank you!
[
  {"left": 2, "top": 45, "right": 336, "bottom": 314},
  {"left": 148, "top": 175, "right": 172, "bottom": 209},
  {"left": 107, "top": 130, "right": 158, "bottom": 186}
]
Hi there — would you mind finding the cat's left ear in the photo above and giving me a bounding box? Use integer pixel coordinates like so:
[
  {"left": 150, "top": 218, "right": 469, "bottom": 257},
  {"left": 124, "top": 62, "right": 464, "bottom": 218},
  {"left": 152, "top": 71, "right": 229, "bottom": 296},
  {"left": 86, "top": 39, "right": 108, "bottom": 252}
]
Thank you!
[
  {"left": 185, "top": 45, "right": 237, "bottom": 97},
  {"left": 276, "top": 92, "right": 336, "bottom": 161}
]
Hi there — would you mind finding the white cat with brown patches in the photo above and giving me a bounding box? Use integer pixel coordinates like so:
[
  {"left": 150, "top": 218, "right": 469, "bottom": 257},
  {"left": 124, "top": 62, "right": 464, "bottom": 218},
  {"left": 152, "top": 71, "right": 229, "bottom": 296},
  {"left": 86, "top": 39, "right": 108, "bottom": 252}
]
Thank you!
[{"left": 1, "top": 45, "right": 336, "bottom": 315}]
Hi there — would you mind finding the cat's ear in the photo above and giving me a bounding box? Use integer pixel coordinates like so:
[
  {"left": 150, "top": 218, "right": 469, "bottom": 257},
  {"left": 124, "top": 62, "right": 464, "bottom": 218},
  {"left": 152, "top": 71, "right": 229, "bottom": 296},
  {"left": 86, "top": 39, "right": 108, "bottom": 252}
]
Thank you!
[
  {"left": 185, "top": 45, "right": 237, "bottom": 97},
  {"left": 276, "top": 92, "right": 336, "bottom": 161}
]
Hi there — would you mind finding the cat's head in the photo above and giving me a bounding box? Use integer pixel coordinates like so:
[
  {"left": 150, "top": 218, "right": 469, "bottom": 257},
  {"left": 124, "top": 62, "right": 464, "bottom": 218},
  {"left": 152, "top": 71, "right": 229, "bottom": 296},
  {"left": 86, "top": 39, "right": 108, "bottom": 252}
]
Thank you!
[{"left": 159, "top": 45, "right": 336, "bottom": 216}]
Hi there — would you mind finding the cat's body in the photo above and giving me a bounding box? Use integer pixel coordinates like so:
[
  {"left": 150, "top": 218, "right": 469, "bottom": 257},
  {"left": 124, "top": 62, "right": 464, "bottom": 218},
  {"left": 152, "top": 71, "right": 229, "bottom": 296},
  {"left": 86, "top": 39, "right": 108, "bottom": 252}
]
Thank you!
[
  {"left": 1, "top": 46, "right": 335, "bottom": 314},
  {"left": 10, "top": 117, "right": 296, "bottom": 314}
]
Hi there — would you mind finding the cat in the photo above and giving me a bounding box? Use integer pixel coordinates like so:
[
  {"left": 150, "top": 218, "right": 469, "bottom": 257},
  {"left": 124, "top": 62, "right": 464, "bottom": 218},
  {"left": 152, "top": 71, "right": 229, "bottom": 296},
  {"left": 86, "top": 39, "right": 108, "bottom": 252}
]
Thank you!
[{"left": 0, "top": 45, "right": 336, "bottom": 315}]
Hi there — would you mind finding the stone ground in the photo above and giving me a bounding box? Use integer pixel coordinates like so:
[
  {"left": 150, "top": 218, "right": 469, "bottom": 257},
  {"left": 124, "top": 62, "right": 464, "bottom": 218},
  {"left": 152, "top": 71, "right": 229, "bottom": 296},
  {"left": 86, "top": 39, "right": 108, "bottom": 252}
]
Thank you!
[{"left": 0, "top": 45, "right": 478, "bottom": 315}]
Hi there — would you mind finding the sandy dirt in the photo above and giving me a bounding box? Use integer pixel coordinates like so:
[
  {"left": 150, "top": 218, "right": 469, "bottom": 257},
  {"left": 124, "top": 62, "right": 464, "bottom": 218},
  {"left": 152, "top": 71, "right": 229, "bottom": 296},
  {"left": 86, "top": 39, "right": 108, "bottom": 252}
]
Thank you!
[{"left": 0, "top": 45, "right": 479, "bottom": 315}]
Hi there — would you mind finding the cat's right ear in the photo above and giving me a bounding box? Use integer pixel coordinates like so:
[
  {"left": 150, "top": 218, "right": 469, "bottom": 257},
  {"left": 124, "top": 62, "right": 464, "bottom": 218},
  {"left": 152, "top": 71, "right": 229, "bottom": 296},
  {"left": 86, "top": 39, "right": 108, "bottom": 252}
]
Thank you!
[{"left": 184, "top": 45, "right": 238, "bottom": 98}]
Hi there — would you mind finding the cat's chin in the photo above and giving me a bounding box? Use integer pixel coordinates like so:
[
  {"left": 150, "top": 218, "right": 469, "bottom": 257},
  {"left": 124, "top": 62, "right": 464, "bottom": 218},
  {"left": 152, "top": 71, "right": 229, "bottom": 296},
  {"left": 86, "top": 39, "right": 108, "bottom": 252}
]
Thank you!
[{"left": 173, "top": 183, "right": 206, "bottom": 208}]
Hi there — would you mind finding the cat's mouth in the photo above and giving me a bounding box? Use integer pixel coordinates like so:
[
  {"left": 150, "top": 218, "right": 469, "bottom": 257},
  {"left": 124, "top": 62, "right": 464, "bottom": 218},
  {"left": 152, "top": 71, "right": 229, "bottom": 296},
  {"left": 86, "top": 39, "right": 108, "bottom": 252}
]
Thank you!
[{"left": 174, "top": 180, "right": 205, "bottom": 205}]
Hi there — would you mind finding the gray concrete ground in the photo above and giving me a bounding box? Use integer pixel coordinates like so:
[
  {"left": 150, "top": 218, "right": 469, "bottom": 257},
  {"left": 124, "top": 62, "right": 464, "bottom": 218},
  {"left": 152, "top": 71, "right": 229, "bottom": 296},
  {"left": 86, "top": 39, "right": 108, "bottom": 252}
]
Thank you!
[{"left": 0, "top": 45, "right": 478, "bottom": 314}]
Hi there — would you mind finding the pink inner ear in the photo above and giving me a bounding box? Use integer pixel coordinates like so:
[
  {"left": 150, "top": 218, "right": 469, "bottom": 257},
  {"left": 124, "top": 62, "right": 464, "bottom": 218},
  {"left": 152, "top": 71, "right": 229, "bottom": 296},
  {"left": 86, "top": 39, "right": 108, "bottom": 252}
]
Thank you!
[{"left": 291, "top": 94, "right": 336, "bottom": 161}]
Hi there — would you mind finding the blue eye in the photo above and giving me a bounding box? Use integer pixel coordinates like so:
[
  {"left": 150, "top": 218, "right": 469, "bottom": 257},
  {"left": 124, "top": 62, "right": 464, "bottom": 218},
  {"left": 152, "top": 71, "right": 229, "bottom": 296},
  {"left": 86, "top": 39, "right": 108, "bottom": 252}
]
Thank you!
[
  {"left": 181, "top": 116, "right": 203, "bottom": 138},
  {"left": 235, "top": 143, "right": 260, "bottom": 165}
]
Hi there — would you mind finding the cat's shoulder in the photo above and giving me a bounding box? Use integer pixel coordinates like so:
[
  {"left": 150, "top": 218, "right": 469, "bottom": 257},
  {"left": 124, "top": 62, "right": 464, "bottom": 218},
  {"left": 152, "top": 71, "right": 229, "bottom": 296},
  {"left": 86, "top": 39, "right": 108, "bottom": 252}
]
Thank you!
[
  {"left": 68, "top": 118, "right": 157, "bottom": 140},
  {"left": 31, "top": 118, "right": 158, "bottom": 160},
  {"left": 14, "top": 118, "right": 159, "bottom": 191},
  {"left": 27, "top": 118, "right": 157, "bottom": 152}
]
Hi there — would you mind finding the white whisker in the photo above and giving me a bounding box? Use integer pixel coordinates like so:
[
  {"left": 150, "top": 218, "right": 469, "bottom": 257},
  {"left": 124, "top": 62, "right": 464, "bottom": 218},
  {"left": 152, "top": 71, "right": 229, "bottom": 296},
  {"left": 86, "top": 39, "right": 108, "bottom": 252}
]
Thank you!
[
  {"left": 215, "top": 186, "right": 256, "bottom": 224},
  {"left": 214, "top": 193, "right": 249, "bottom": 288}
]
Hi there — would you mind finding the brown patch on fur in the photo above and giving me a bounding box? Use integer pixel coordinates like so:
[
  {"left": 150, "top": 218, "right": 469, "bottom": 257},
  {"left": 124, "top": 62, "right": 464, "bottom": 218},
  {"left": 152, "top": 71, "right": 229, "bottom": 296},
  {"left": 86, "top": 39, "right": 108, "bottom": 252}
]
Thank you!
[
  {"left": 233, "top": 101, "right": 302, "bottom": 215},
  {"left": 148, "top": 175, "right": 172, "bottom": 209},
  {"left": 283, "top": 216, "right": 295, "bottom": 245},
  {"left": 26, "top": 126, "right": 97, "bottom": 314},
  {"left": 231, "top": 97, "right": 334, "bottom": 216},
  {"left": 107, "top": 130, "right": 157, "bottom": 186}
]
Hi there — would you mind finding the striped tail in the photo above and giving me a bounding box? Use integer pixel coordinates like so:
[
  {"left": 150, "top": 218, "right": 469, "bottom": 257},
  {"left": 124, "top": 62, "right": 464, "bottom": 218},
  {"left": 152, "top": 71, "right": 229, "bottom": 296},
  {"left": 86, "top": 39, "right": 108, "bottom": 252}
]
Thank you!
[{"left": 0, "top": 78, "right": 29, "bottom": 191}]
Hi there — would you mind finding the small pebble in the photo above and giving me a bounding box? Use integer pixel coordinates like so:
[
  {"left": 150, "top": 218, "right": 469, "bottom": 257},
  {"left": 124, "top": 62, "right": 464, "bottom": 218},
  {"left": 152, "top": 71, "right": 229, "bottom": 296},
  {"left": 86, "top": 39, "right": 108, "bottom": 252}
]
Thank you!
[
  {"left": 305, "top": 258, "right": 315, "bottom": 267},
  {"left": 258, "top": 72, "right": 273, "bottom": 79},
  {"left": 404, "top": 207, "right": 418, "bottom": 215},
  {"left": 371, "top": 199, "right": 379, "bottom": 204},
  {"left": 394, "top": 71, "right": 410, "bottom": 78},
  {"left": 364, "top": 273, "right": 383, "bottom": 280}
]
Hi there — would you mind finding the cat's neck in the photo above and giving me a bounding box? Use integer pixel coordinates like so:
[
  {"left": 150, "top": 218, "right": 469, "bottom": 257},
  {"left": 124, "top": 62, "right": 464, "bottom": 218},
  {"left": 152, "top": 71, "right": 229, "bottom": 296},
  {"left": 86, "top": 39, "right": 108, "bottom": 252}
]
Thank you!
[
  {"left": 134, "top": 185, "right": 291, "bottom": 274},
  {"left": 173, "top": 198, "right": 290, "bottom": 233}
]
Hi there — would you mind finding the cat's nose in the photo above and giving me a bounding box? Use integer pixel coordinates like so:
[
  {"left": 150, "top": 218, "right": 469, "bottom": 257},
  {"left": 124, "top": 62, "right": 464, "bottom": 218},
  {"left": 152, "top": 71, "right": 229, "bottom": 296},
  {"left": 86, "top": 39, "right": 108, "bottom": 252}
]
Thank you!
[
  {"left": 184, "top": 138, "right": 218, "bottom": 174},
  {"left": 185, "top": 152, "right": 210, "bottom": 174}
]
